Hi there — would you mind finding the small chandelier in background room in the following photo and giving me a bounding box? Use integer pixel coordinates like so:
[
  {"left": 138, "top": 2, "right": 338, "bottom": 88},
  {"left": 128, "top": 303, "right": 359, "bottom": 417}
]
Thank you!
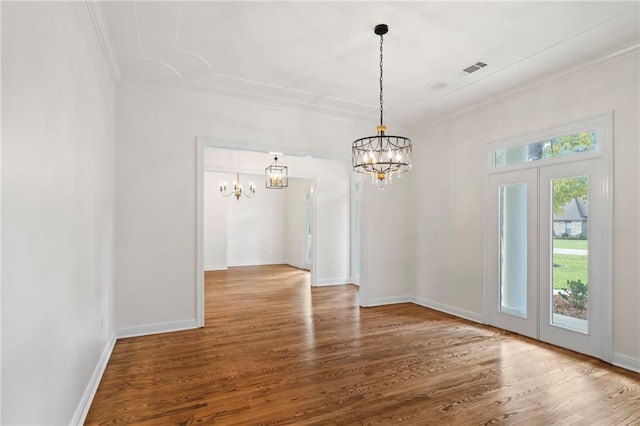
[
  {"left": 265, "top": 153, "right": 288, "bottom": 189},
  {"left": 220, "top": 173, "right": 255, "bottom": 200},
  {"left": 352, "top": 24, "right": 412, "bottom": 188}
]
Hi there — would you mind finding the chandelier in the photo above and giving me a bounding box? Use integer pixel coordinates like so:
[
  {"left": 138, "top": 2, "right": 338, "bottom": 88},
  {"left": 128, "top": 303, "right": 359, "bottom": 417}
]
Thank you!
[
  {"left": 265, "top": 154, "right": 288, "bottom": 189},
  {"left": 352, "top": 24, "right": 412, "bottom": 187},
  {"left": 219, "top": 174, "right": 255, "bottom": 200}
]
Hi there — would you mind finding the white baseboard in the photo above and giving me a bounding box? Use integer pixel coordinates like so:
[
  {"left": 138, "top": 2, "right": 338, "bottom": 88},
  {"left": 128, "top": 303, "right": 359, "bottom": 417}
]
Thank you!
[
  {"left": 116, "top": 319, "right": 198, "bottom": 339},
  {"left": 410, "top": 296, "right": 484, "bottom": 323},
  {"left": 312, "top": 277, "right": 352, "bottom": 286},
  {"left": 363, "top": 295, "right": 483, "bottom": 326},
  {"left": 227, "top": 260, "right": 285, "bottom": 267},
  {"left": 285, "top": 261, "right": 310, "bottom": 271},
  {"left": 70, "top": 333, "right": 116, "bottom": 425},
  {"left": 612, "top": 353, "right": 640, "bottom": 373},
  {"left": 204, "top": 265, "right": 228, "bottom": 271},
  {"left": 366, "top": 295, "right": 412, "bottom": 306}
]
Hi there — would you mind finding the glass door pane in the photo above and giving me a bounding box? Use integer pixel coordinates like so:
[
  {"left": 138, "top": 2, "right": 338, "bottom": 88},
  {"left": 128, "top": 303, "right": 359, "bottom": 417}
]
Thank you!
[
  {"left": 550, "top": 176, "right": 589, "bottom": 333},
  {"left": 499, "top": 183, "right": 528, "bottom": 317},
  {"left": 486, "top": 168, "right": 537, "bottom": 339},
  {"left": 539, "top": 159, "right": 603, "bottom": 359}
]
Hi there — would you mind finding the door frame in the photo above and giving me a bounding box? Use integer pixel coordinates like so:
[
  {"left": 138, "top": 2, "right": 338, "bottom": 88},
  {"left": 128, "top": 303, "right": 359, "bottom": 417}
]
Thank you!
[
  {"left": 483, "top": 112, "right": 613, "bottom": 362},
  {"left": 196, "top": 138, "right": 334, "bottom": 327}
]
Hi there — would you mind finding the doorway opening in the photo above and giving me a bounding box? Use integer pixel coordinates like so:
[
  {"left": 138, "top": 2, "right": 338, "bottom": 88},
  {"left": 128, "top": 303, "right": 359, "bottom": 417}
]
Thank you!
[{"left": 196, "top": 139, "right": 356, "bottom": 327}]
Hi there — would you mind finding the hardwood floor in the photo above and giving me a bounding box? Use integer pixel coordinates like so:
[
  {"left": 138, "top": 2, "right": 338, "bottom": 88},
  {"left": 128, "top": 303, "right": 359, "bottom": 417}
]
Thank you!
[{"left": 86, "top": 265, "right": 640, "bottom": 425}]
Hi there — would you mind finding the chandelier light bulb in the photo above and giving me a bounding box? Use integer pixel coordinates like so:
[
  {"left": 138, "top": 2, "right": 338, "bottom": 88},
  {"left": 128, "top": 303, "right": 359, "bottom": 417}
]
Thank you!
[{"left": 220, "top": 174, "right": 256, "bottom": 201}]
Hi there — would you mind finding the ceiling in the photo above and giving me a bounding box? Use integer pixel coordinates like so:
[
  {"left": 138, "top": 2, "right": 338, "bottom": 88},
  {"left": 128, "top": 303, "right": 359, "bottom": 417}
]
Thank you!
[{"left": 99, "top": 1, "right": 640, "bottom": 131}]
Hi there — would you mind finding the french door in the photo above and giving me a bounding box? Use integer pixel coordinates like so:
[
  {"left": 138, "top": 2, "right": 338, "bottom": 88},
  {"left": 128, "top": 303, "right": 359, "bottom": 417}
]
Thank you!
[{"left": 487, "top": 159, "right": 606, "bottom": 359}]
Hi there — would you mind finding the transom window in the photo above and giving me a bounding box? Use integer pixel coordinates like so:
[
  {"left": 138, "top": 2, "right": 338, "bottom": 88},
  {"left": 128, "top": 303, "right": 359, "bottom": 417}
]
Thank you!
[{"left": 495, "top": 130, "right": 598, "bottom": 168}]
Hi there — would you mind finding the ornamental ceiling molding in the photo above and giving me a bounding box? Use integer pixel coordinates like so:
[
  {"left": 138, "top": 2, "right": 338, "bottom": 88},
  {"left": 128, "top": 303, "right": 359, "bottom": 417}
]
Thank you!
[{"left": 86, "top": 0, "right": 639, "bottom": 131}]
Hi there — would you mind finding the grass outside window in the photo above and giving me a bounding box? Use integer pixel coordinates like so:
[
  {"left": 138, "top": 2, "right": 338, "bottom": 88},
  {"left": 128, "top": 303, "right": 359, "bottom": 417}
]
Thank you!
[
  {"left": 552, "top": 254, "right": 588, "bottom": 290},
  {"left": 553, "top": 239, "right": 588, "bottom": 250}
]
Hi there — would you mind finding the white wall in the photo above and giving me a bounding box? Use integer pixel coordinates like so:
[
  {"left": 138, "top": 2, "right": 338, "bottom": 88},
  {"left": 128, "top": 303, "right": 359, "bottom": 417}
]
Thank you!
[
  {"left": 203, "top": 172, "right": 228, "bottom": 270},
  {"left": 1, "top": 2, "right": 116, "bottom": 424},
  {"left": 115, "top": 87, "right": 361, "bottom": 331},
  {"left": 412, "top": 53, "right": 640, "bottom": 363},
  {"left": 359, "top": 171, "right": 417, "bottom": 306},
  {"left": 204, "top": 173, "right": 311, "bottom": 270},
  {"left": 226, "top": 173, "right": 286, "bottom": 266}
]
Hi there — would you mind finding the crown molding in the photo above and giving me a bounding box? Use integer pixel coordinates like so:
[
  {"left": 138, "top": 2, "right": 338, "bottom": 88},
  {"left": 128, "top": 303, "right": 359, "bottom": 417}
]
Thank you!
[
  {"left": 86, "top": 0, "right": 121, "bottom": 85},
  {"left": 414, "top": 43, "right": 640, "bottom": 131},
  {"left": 197, "top": 136, "right": 351, "bottom": 163},
  {"left": 119, "top": 78, "right": 377, "bottom": 129},
  {"left": 85, "top": 0, "right": 636, "bottom": 134}
]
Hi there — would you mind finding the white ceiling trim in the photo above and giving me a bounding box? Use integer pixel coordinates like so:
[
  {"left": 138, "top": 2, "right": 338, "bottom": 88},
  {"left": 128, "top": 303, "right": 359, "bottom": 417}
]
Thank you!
[
  {"left": 86, "top": 0, "right": 121, "bottom": 85},
  {"left": 196, "top": 136, "right": 351, "bottom": 163},
  {"left": 119, "top": 78, "right": 378, "bottom": 129},
  {"left": 88, "top": 1, "right": 637, "bottom": 133},
  {"left": 415, "top": 43, "right": 640, "bottom": 132}
]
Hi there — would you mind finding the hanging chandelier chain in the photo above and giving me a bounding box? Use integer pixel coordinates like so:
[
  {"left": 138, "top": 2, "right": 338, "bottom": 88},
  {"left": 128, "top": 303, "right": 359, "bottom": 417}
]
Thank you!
[
  {"left": 351, "top": 23, "right": 412, "bottom": 185},
  {"left": 379, "top": 34, "right": 384, "bottom": 128}
]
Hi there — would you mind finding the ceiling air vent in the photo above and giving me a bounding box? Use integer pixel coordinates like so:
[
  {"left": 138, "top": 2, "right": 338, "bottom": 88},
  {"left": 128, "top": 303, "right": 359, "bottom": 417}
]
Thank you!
[{"left": 462, "top": 61, "right": 488, "bottom": 74}]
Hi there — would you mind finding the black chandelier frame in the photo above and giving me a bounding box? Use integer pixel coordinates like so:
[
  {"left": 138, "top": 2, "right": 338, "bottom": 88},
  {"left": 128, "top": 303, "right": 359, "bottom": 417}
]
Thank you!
[{"left": 351, "top": 23, "right": 413, "bottom": 182}]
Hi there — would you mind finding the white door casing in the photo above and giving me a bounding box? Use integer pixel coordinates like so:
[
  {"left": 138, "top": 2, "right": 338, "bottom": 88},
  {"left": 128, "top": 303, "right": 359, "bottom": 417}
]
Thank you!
[{"left": 484, "top": 113, "right": 613, "bottom": 361}]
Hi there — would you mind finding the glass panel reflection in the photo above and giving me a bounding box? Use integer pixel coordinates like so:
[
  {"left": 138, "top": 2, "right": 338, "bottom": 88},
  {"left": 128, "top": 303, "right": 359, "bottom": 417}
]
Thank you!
[{"left": 499, "top": 183, "right": 527, "bottom": 317}]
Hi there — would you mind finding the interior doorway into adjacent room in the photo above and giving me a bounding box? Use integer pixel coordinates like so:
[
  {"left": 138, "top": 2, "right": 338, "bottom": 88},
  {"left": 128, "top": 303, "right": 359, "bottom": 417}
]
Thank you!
[{"left": 196, "top": 139, "right": 356, "bottom": 327}]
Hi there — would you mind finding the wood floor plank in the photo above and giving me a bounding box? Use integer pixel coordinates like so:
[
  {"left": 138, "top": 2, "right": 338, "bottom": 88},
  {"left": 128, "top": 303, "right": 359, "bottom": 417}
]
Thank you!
[{"left": 86, "top": 265, "right": 640, "bottom": 425}]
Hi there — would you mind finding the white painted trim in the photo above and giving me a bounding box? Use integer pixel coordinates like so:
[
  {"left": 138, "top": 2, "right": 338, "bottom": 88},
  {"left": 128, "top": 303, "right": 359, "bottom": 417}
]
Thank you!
[
  {"left": 410, "top": 296, "right": 484, "bottom": 324},
  {"left": 116, "top": 42, "right": 637, "bottom": 133},
  {"left": 612, "top": 353, "right": 640, "bottom": 374},
  {"left": 286, "top": 261, "right": 309, "bottom": 271},
  {"left": 482, "top": 153, "right": 491, "bottom": 325},
  {"left": 366, "top": 295, "right": 412, "bottom": 306},
  {"left": 227, "top": 261, "right": 286, "bottom": 267},
  {"left": 483, "top": 112, "right": 614, "bottom": 361},
  {"left": 309, "top": 175, "right": 318, "bottom": 287},
  {"left": 312, "top": 277, "right": 352, "bottom": 287},
  {"left": 204, "top": 165, "right": 270, "bottom": 176},
  {"left": 196, "top": 140, "right": 205, "bottom": 327},
  {"left": 204, "top": 265, "right": 228, "bottom": 271},
  {"left": 85, "top": 0, "right": 121, "bottom": 85},
  {"left": 366, "top": 295, "right": 494, "bottom": 324},
  {"left": 70, "top": 333, "right": 116, "bottom": 425},
  {"left": 119, "top": 79, "right": 375, "bottom": 129},
  {"left": 601, "top": 111, "right": 614, "bottom": 364},
  {"left": 197, "top": 139, "right": 321, "bottom": 326},
  {"left": 197, "top": 136, "right": 350, "bottom": 163},
  {"left": 416, "top": 44, "right": 639, "bottom": 131},
  {"left": 204, "top": 260, "right": 310, "bottom": 272},
  {"left": 116, "top": 319, "right": 198, "bottom": 339},
  {"left": 358, "top": 176, "right": 370, "bottom": 306}
]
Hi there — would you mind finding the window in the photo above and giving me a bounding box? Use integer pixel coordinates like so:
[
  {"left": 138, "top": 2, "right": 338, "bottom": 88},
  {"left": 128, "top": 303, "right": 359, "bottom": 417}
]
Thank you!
[{"left": 495, "top": 130, "right": 597, "bottom": 168}]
